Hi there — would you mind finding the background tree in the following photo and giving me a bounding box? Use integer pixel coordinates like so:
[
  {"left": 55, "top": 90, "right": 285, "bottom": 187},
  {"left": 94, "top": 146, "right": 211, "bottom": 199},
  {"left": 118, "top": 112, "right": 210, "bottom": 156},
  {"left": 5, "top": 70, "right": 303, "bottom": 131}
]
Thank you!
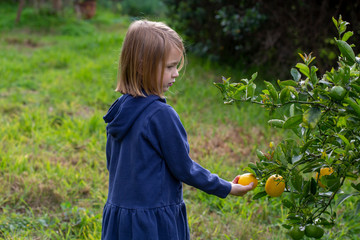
[
  {"left": 165, "top": 0, "right": 360, "bottom": 78},
  {"left": 215, "top": 16, "right": 360, "bottom": 239}
]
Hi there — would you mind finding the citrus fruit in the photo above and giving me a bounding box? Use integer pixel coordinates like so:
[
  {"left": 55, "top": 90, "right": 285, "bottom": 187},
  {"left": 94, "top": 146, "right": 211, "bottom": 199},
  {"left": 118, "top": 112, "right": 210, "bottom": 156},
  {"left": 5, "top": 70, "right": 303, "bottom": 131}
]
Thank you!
[
  {"left": 305, "top": 225, "right": 324, "bottom": 239},
  {"left": 316, "top": 167, "right": 334, "bottom": 188},
  {"left": 329, "top": 86, "right": 346, "bottom": 101},
  {"left": 288, "top": 226, "right": 305, "bottom": 240},
  {"left": 238, "top": 173, "right": 258, "bottom": 190},
  {"left": 265, "top": 174, "right": 285, "bottom": 197}
]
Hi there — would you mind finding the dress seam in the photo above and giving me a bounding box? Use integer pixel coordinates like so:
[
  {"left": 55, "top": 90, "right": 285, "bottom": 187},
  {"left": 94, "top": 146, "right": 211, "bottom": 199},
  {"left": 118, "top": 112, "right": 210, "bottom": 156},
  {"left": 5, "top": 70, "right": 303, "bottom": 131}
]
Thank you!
[{"left": 105, "top": 201, "right": 184, "bottom": 211}]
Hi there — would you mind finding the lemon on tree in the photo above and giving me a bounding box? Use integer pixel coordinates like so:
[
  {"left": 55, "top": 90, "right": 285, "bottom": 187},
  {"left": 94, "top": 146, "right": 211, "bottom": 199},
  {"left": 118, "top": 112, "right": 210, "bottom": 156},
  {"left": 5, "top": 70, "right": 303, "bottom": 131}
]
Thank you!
[
  {"left": 329, "top": 85, "right": 347, "bottom": 101},
  {"left": 265, "top": 174, "right": 285, "bottom": 197},
  {"left": 288, "top": 226, "right": 305, "bottom": 240},
  {"left": 305, "top": 225, "right": 324, "bottom": 239},
  {"left": 316, "top": 167, "right": 334, "bottom": 188},
  {"left": 238, "top": 173, "right": 258, "bottom": 190}
]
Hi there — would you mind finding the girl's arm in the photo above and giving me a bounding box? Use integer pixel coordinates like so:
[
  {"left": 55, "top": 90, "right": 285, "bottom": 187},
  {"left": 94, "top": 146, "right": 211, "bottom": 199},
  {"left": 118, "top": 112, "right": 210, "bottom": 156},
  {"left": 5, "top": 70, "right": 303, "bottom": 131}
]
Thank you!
[{"left": 147, "top": 106, "right": 251, "bottom": 198}]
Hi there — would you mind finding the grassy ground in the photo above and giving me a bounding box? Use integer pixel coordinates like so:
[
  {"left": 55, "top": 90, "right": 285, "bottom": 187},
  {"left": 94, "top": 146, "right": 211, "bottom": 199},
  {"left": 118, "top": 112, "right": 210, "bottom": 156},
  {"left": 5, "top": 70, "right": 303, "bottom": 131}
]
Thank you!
[{"left": 0, "top": 3, "right": 359, "bottom": 240}]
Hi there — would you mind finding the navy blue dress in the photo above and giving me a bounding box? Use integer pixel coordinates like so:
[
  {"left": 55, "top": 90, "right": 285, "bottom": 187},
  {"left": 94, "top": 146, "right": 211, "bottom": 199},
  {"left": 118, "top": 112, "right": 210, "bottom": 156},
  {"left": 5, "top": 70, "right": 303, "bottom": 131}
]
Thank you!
[{"left": 102, "top": 94, "right": 232, "bottom": 239}]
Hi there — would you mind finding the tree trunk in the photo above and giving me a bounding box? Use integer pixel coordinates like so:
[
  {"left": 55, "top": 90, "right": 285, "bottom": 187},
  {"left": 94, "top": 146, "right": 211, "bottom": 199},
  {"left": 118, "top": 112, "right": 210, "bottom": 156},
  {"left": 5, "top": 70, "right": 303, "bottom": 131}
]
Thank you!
[
  {"left": 52, "top": 0, "right": 62, "bottom": 12},
  {"left": 16, "top": 0, "right": 26, "bottom": 24}
]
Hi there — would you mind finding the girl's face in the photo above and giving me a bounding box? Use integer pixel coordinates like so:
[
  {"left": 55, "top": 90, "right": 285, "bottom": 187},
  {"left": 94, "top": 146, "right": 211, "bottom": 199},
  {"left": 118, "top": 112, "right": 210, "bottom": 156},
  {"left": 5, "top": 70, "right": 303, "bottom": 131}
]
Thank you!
[{"left": 158, "top": 47, "right": 182, "bottom": 93}]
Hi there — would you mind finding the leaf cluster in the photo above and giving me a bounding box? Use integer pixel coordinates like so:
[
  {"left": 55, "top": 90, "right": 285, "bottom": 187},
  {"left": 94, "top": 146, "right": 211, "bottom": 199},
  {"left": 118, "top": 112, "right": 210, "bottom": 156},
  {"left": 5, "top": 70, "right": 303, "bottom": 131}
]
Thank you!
[{"left": 215, "top": 16, "right": 360, "bottom": 234}]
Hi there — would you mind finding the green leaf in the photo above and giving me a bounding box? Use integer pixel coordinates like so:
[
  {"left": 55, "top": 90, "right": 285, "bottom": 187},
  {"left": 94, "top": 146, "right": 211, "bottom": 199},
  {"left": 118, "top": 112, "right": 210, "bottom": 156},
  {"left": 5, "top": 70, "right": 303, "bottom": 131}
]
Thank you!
[
  {"left": 291, "top": 154, "right": 303, "bottom": 165},
  {"left": 303, "top": 181, "right": 310, "bottom": 195},
  {"left": 278, "top": 80, "right": 298, "bottom": 88},
  {"left": 251, "top": 72, "right": 258, "bottom": 82},
  {"left": 233, "top": 85, "right": 247, "bottom": 99},
  {"left": 301, "top": 139, "right": 315, "bottom": 153},
  {"left": 337, "top": 134, "right": 350, "bottom": 148},
  {"left": 279, "top": 87, "right": 290, "bottom": 104},
  {"left": 310, "top": 177, "right": 317, "bottom": 195},
  {"left": 214, "top": 82, "right": 226, "bottom": 94},
  {"left": 256, "top": 150, "right": 266, "bottom": 161},
  {"left": 332, "top": 17, "right": 338, "bottom": 28},
  {"left": 286, "top": 214, "right": 302, "bottom": 221},
  {"left": 336, "top": 193, "right": 354, "bottom": 207},
  {"left": 290, "top": 171, "right": 303, "bottom": 192},
  {"left": 282, "top": 224, "right": 292, "bottom": 230},
  {"left": 253, "top": 191, "right": 267, "bottom": 200},
  {"left": 248, "top": 163, "right": 257, "bottom": 170},
  {"left": 342, "top": 31, "right": 354, "bottom": 42},
  {"left": 303, "top": 107, "right": 322, "bottom": 129},
  {"left": 283, "top": 115, "right": 303, "bottom": 129},
  {"left": 343, "top": 97, "right": 360, "bottom": 117},
  {"left": 264, "top": 81, "right": 278, "bottom": 103},
  {"left": 310, "top": 66, "right": 319, "bottom": 85},
  {"left": 296, "top": 63, "right": 310, "bottom": 78},
  {"left": 339, "top": 20, "right": 349, "bottom": 35},
  {"left": 322, "top": 175, "right": 341, "bottom": 191},
  {"left": 351, "top": 182, "right": 360, "bottom": 191},
  {"left": 282, "top": 199, "right": 294, "bottom": 209},
  {"left": 246, "top": 82, "right": 256, "bottom": 99},
  {"left": 289, "top": 104, "right": 295, "bottom": 117},
  {"left": 356, "top": 200, "right": 360, "bottom": 215},
  {"left": 336, "top": 40, "right": 356, "bottom": 65},
  {"left": 242, "top": 167, "right": 256, "bottom": 175},
  {"left": 350, "top": 84, "right": 360, "bottom": 94},
  {"left": 288, "top": 86, "right": 299, "bottom": 100},
  {"left": 291, "top": 68, "right": 301, "bottom": 82},
  {"left": 319, "top": 218, "right": 335, "bottom": 227},
  {"left": 268, "top": 119, "right": 284, "bottom": 128}
]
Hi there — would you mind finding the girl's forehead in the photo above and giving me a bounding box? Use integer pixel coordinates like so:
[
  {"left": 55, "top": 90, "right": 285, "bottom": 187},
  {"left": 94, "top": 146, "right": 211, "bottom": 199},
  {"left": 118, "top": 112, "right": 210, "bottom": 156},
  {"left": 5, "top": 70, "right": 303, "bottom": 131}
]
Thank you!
[{"left": 166, "top": 47, "right": 182, "bottom": 62}]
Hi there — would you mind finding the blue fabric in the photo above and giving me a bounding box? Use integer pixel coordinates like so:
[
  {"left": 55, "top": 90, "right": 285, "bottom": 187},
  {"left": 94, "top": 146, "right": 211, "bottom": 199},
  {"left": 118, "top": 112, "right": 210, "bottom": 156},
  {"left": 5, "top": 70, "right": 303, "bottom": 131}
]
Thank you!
[{"left": 102, "top": 94, "right": 232, "bottom": 239}]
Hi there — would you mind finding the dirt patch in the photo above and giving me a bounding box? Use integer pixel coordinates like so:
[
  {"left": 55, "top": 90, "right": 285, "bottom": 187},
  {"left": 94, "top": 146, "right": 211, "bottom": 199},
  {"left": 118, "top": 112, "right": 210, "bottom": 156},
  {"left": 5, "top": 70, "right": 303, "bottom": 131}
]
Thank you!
[
  {"left": 2, "top": 174, "right": 63, "bottom": 212},
  {"left": 188, "top": 123, "right": 266, "bottom": 163},
  {"left": 5, "top": 38, "right": 42, "bottom": 48}
]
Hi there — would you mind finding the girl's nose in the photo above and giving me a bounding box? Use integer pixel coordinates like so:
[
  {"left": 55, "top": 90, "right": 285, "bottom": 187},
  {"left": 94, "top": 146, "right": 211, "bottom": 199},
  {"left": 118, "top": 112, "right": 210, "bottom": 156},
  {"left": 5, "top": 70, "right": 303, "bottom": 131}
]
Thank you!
[{"left": 173, "top": 69, "right": 179, "bottom": 78}]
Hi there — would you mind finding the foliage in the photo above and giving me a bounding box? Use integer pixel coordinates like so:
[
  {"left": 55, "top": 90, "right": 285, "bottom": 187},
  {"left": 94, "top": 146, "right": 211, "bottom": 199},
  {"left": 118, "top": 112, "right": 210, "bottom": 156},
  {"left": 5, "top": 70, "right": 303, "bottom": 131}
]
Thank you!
[
  {"left": 120, "top": 0, "right": 167, "bottom": 17},
  {"left": 164, "top": 0, "right": 264, "bottom": 61},
  {"left": 165, "top": 0, "right": 360, "bottom": 77},
  {"left": 215, "top": 16, "right": 360, "bottom": 238}
]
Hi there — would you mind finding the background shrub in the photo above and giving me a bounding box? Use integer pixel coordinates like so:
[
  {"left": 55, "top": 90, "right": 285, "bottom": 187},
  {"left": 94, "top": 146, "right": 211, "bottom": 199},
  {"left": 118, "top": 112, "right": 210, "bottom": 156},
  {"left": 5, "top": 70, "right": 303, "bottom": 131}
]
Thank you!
[
  {"left": 119, "top": 0, "right": 166, "bottom": 17},
  {"left": 164, "top": 0, "right": 360, "bottom": 78}
]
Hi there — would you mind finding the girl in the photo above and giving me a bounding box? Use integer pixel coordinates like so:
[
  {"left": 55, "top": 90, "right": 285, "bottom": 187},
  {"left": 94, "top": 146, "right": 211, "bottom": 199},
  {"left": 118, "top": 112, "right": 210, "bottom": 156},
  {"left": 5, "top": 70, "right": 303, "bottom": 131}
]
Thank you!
[{"left": 102, "top": 20, "right": 253, "bottom": 240}]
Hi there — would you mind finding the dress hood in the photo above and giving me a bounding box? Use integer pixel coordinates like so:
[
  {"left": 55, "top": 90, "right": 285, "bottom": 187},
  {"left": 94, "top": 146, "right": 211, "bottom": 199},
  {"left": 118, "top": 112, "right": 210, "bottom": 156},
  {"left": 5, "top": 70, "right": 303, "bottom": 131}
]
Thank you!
[{"left": 103, "top": 94, "right": 166, "bottom": 141}]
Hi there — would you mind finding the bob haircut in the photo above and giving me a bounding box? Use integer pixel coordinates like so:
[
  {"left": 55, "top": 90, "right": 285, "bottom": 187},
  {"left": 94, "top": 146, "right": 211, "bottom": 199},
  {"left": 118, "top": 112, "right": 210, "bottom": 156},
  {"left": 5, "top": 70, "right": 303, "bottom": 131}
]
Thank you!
[{"left": 116, "top": 20, "right": 185, "bottom": 97}]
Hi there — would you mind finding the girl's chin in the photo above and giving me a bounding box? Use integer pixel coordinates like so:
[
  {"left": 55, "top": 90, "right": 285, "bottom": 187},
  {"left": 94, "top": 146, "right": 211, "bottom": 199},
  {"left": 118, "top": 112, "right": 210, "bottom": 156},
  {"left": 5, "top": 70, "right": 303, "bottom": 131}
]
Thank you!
[{"left": 163, "top": 86, "right": 170, "bottom": 92}]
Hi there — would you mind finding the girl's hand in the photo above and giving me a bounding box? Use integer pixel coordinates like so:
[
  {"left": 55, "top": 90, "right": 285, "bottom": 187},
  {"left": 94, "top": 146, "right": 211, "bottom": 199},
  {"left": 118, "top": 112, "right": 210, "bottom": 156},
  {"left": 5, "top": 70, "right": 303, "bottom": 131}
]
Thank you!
[{"left": 229, "top": 175, "right": 254, "bottom": 196}]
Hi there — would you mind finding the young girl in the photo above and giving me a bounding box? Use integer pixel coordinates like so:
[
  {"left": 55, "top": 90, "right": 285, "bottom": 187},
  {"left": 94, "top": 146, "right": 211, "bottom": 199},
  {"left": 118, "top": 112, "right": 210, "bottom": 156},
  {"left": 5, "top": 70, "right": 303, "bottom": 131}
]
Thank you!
[{"left": 102, "top": 20, "right": 254, "bottom": 239}]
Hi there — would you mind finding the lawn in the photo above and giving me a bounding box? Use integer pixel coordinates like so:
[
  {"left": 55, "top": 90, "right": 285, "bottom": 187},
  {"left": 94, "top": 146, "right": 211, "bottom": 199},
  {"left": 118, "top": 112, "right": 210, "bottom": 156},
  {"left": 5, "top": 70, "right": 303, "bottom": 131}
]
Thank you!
[{"left": 0, "top": 3, "right": 358, "bottom": 239}]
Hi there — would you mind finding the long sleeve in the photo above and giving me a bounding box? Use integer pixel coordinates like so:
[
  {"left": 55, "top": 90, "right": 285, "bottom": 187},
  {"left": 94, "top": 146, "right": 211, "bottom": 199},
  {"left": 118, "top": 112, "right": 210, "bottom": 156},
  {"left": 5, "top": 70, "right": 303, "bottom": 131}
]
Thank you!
[{"left": 146, "top": 105, "right": 231, "bottom": 198}]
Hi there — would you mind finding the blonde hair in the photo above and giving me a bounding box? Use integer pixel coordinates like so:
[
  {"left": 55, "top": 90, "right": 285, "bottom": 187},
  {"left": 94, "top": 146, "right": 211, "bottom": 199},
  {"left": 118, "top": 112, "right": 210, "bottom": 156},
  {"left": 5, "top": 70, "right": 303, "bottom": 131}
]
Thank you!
[{"left": 116, "top": 20, "right": 185, "bottom": 97}]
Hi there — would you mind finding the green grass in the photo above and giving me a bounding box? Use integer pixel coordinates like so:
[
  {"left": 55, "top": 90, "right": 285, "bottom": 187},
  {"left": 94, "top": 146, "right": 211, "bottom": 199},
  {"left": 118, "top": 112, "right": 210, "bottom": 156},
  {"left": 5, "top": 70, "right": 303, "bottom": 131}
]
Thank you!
[{"left": 0, "top": 3, "right": 359, "bottom": 239}]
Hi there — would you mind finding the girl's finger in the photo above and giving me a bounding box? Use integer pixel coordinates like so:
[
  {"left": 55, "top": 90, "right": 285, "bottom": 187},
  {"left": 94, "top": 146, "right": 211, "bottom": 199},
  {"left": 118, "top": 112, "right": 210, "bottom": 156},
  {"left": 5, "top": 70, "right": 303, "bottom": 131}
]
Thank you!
[{"left": 232, "top": 175, "right": 241, "bottom": 184}]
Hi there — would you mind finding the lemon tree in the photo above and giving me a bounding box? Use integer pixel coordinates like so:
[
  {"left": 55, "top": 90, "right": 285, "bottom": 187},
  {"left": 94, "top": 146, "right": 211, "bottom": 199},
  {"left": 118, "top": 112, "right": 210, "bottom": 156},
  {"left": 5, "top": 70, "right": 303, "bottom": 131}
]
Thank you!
[{"left": 215, "top": 16, "right": 360, "bottom": 238}]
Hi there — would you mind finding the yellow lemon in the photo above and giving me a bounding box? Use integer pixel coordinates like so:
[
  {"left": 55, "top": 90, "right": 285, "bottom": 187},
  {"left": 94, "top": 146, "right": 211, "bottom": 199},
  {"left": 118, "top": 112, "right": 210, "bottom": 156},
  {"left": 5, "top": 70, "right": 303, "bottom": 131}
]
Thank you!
[
  {"left": 238, "top": 173, "right": 258, "bottom": 190},
  {"left": 316, "top": 167, "right": 334, "bottom": 188},
  {"left": 265, "top": 174, "right": 285, "bottom": 197}
]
